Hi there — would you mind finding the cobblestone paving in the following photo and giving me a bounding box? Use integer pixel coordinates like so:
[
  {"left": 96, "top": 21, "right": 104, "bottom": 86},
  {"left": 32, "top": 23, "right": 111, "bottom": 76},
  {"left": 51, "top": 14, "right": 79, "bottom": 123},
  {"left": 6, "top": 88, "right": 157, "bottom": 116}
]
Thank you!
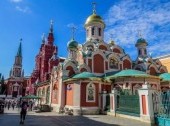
[{"left": 0, "top": 108, "right": 151, "bottom": 126}]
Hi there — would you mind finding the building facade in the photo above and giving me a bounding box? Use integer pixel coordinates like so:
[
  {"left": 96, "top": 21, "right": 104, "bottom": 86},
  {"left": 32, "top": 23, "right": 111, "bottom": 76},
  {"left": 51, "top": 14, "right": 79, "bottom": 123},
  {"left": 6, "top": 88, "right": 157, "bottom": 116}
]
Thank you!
[
  {"left": 5, "top": 41, "right": 28, "bottom": 98},
  {"left": 27, "top": 21, "right": 65, "bottom": 103},
  {"left": 34, "top": 8, "right": 170, "bottom": 115}
]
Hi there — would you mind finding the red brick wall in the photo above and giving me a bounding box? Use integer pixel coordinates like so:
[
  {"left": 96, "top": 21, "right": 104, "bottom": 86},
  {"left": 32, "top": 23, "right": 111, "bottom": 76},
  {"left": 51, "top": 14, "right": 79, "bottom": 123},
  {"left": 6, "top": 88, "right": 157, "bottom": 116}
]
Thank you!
[
  {"left": 99, "top": 45, "right": 107, "bottom": 51},
  {"left": 66, "top": 66, "right": 75, "bottom": 77},
  {"left": 150, "top": 67, "right": 157, "bottom": 75},
  {"left": 101, "top": 85, "right": 111, "bottom": 93},
  {"left": 80, "top": 68, "right": 87, "bottom": 72},
  {"left": 80, "top": 82, "right": 99, "bottom": 107},
  {"left": 123, "top": 59, "right": 131, "bottom": 69},
  {"left": 105, "top": 61, "right": 108, "bottom": 70},
  {"left": 113, "top": 48, "right": 121, "bottom": 53},
  {"left": 88, "top": 59, "right": 92, "bottom": 71},
  {"left": 93, "top": 54, "right": 104, "bottom": 73}
]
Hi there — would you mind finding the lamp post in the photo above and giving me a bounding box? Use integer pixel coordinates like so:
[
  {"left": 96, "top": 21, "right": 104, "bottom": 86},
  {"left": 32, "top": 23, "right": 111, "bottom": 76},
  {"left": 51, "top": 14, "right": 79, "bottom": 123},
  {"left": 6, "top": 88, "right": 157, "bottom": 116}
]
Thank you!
[{"left": 0, "top": 83, "right": 1, "bottom": 94}]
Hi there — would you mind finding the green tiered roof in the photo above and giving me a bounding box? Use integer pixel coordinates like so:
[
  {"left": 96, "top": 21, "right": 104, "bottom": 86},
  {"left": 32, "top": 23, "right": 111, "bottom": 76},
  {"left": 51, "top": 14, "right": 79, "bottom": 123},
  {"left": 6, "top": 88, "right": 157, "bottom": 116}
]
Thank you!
[
  {"left": 159, "top": 73, "right": 170, "bottom": 82},
  {"left": 105, "top": 69, "right": 155, "bottom": 80},
  {"left": 72, "top": 72, "right": 97, "bottom": 79}
]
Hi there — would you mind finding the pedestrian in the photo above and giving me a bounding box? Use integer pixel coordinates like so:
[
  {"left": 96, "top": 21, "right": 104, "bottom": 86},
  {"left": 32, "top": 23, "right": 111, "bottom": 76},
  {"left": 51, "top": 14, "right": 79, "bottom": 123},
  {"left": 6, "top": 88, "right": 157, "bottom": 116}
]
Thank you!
[
  {"left": 7, "top": 101, "right": 11, "bottom": 110},
  {"left": 12, "top": 101, "right": 15, "bottom": 110},
  {"left": 20, "top": 101, "right": 28, "bottom": 124}
]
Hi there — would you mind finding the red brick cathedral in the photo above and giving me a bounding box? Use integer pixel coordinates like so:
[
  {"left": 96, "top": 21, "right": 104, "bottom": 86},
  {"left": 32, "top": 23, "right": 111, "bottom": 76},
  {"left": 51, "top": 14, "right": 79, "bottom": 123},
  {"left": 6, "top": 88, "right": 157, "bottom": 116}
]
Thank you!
[{"left": 27, "top": 7, "right": 170, "bottom": 115}]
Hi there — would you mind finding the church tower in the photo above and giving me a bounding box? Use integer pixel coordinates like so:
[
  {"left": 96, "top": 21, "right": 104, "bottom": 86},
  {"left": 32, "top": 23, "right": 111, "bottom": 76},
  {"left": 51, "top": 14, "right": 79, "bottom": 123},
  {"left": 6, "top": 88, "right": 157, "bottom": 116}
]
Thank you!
[
  {"left": 84, "top": 3, "right": 105, "bottom": 42},
  {"left": 135, "top": 37, "right": 148, "bottom": 57},
  {"left": 67, "top": 27, "right": 78, "bottom": 59},
  {"left": 11, "top": 39, "right": 23, "bottom": 77}
]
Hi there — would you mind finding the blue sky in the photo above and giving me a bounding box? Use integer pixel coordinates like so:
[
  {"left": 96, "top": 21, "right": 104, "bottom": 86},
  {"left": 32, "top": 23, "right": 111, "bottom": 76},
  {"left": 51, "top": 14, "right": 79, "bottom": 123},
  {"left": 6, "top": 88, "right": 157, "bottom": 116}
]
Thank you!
[{"left": 0, "top": 0, "right": 170, "bottom": 78}]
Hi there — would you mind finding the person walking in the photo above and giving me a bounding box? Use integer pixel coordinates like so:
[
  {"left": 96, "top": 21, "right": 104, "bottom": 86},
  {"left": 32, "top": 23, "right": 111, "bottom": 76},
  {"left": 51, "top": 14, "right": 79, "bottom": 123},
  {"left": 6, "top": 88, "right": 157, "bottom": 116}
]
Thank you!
[
  {"left": 20, "top": 101, "right": 28, "bottom": 124},
  {"left": 12, "top": 101, "right": 15, "bottom": 110}
]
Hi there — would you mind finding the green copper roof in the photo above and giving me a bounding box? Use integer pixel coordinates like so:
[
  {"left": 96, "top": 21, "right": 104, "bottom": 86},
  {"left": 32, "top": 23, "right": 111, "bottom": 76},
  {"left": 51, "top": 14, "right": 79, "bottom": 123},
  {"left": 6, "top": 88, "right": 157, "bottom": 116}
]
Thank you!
[
  {"left": 67, "top": 38, "right": 78, "bottom": 50},
  {"left": 17, "top": 42, "right": 22, "bottom": 57},
  {"left": 72, "top": 72, "right": 98, "bottom": 79},
  {"left": 106, "top": 69, "right": 150, "bottom": 79},
  {"left": 135, "top": 38, "right": 148, "bottom": 47},
  {"left": 159, "top": 73, "right": 170, "bottom": 82}
]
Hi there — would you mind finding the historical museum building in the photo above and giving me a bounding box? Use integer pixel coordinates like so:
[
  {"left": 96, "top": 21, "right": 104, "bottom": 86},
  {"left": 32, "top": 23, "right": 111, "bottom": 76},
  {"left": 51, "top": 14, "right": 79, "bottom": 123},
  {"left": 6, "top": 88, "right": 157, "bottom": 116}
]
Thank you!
[
  {"left": 31, "top": 7, "right": 170, "bottom": 115},
  {"left": 26, "top": 21, "right": 65, "bottom": 102},
  {"left": 5, "top": 41, "right": 28, "bottom": 98}
]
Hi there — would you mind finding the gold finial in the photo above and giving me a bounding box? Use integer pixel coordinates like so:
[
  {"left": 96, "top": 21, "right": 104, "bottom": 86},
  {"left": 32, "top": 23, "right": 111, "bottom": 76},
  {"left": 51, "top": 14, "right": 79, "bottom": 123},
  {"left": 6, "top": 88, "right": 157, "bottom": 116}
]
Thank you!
[
  {"left": 71, "top": 25, "right": 76, "bottom": 40},
  {"left": 109, "top": 33, "right": 114, "bottom": 41},
  {"left": 92, "top": 2, "right": 96, "bottom": 14},
  {"left": 138, "top": 30, "right": 142, "bottom": 38}
]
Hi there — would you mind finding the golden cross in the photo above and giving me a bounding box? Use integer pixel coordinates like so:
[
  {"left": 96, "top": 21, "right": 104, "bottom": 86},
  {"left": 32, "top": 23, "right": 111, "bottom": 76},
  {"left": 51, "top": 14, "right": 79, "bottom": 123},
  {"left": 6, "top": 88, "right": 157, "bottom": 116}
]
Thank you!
[{"left": 92, "top": 2, "right": 96, "bottom": 14}]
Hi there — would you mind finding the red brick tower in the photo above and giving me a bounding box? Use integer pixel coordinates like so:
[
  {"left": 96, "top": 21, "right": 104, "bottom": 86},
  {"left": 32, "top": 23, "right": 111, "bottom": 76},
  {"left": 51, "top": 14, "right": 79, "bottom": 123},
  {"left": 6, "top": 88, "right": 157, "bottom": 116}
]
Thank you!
[{"left": 27, "top": 21, "right": 63, "bottom": 95}]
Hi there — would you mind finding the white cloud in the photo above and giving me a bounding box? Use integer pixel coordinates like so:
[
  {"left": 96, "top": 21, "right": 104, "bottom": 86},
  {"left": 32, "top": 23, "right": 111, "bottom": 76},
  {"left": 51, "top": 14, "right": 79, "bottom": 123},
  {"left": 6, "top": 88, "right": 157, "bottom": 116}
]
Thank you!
[
  {"left": 104, "top": 0, "right": 170, "bottom": 58},
  {"left": 16, "top": 6, "right": 31, "bottom": 13},
  {"left": 10, "top": 0, "right": 22, "bottom": 3}
]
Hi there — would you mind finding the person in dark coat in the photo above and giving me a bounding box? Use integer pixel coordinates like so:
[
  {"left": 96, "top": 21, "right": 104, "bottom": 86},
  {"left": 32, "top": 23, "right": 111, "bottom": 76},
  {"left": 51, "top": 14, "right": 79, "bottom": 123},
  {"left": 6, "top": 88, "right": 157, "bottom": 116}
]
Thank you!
[{"left": 20, "top": 101, "right": 28, "bottom": 124}]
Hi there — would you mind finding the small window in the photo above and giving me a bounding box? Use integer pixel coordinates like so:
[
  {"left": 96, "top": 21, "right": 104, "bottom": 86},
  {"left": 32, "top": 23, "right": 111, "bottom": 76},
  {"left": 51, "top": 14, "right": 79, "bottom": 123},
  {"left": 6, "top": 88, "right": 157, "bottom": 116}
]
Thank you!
[
  {"left": 98, "top": 28, "right": 101, "bottom": 36},
  {"left": 86, "top": 82, "right": 95, "bottom": 102},
  {"left": 138, "top": 50, "right": 141, "bottom": 55},
  {"left": 92, "top": 27, "right": 95, "bottom": 36},
  {"left": 144, "top": 49, "right": 147, "bottom": 55}
]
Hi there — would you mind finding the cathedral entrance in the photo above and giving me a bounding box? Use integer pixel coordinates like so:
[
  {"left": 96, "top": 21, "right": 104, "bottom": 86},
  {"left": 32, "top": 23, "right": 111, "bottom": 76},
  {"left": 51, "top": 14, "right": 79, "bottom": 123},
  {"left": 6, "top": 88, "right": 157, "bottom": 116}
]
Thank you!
[{"left": 12, "top": 91, "right": 18, "bottom": 98}]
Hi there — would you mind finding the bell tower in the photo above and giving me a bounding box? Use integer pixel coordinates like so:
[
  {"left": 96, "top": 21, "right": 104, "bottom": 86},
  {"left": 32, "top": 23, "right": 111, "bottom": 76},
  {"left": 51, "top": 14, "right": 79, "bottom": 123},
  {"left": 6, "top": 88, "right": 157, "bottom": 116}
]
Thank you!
[{"left": 84, "top": 3, "right": 105, "bottom": 42}]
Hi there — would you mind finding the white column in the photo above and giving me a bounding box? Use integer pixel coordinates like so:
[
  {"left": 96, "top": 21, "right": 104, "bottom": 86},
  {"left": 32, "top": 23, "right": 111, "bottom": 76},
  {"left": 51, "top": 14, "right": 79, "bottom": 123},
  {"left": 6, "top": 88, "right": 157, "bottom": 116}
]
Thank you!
[
  {"left": 102, "top": 91, "right": 107, "bottom": 110},
  {"left": 110, "top": 89, "right": 117, "bottom": 116},
  {"left": 138, "top": 83, "right": 155, "bottom": 124}
]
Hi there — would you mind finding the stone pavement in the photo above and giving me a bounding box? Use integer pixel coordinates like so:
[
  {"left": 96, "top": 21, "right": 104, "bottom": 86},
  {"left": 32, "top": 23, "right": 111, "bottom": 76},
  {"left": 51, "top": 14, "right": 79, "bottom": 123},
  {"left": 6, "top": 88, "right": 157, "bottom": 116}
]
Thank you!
[{"left": 0, "top": 108, "right": 151, "bottom": 126}]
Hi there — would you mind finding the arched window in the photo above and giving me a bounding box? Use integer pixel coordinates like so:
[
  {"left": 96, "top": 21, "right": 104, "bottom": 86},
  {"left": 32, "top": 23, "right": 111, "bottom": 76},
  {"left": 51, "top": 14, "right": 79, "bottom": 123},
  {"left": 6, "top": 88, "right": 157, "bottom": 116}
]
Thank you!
[
  {"left": 138, "top": 50, "right": 141, "bottom": 55},
  {"left": 86, "top": 82, "right": 95, "bottom": 102},
  {"left": 92, "top": 27, "right": 95, "bottom": 36},
  {"left": 109, "top": 58, "right": 118, "bottom": 69},
  {"left": 98, "top": 28, "right": 101, "bottom": 36},
  {"left": 42, "top": 88, "right": 45, "bottom": 97},
  {"left": 46, "top": 86, "right": 50, "bottom": 104},
  {"left": 144, "top": 49, "right": 147, "bottom": 55}
]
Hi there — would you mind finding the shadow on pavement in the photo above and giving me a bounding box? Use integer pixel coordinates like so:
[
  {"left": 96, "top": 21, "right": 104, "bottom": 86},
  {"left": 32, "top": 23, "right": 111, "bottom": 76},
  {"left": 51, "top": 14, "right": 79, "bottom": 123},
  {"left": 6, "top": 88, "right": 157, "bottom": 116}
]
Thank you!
[{"left": 0, "top": 113, "right": 120, "bottom": 126}]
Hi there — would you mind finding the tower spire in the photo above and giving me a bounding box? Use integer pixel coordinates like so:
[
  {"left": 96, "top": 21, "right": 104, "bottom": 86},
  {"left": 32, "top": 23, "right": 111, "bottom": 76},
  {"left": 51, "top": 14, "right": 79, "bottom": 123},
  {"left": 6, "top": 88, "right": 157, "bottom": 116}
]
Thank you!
[
  {"left": 17, "top": 38, "right": 22, "bottom": 57},
  {"left": 48, "top": 20, "right": 54, "bottom": 44},
  {"left": 41, "top": 33, "right": 45, "bottom": 44},
  {"left": 50, "top": 20, "right": 53, "bottom": 33}
]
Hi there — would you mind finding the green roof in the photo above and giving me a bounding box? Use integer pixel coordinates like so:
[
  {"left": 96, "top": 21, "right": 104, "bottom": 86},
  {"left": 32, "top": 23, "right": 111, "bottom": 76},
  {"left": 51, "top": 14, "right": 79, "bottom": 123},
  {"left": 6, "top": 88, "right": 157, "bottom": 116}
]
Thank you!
[
  {"left": 72, "top": 72, "right": 98, "bottom": 79},
  {"left": 159, "top": 73, "right": 170, "bottom": 82},
  {"left": 21, "top": 95, "right": 41, "bottom": 99},
  {"left": 106, "top": 69, "right": 150, "bottom": 79},
  {"left": 67, "top": 38, "right": 78, "bottom": 50},
  {"left": 135, "top": 38, "right": 148, "bottom": 46},
  {"left": 17, "top": 42, "right": 22, "bottom": 57}
]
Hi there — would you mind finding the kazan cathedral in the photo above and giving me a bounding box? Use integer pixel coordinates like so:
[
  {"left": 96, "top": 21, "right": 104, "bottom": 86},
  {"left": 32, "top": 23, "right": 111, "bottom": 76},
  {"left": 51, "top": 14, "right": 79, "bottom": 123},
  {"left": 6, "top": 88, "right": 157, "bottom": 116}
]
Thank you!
[{"left": 33, "top": 7, "right": 170, "bottom": 115}]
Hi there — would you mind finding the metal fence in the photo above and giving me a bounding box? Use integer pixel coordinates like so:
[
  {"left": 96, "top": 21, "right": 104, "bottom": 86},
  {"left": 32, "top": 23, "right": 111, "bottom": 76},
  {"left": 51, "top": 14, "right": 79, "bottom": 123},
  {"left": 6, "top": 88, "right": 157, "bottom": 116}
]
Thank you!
[
  {"left": 116, "top": 90, "right": 140, "bottom": 116},
  {"left": 152, "top": 90, "right": 170, "bottom": 126},
  {"left": 153, "top": 91, "right": 170, "bottom": 118}
]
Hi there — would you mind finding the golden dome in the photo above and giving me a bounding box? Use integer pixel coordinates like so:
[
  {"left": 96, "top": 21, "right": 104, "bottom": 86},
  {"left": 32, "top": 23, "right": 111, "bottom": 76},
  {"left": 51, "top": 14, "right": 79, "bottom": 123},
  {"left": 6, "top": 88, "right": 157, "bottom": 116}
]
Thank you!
[
  {"left": 109, "top": 40, "right": 115, "bottom": 45},
  {"left": 85, "top": 13, "right": 105, "bottom": 27}
]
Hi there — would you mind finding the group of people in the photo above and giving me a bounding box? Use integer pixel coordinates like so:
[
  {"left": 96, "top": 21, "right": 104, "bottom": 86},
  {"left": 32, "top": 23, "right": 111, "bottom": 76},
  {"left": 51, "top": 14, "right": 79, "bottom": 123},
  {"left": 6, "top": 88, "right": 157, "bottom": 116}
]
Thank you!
[
  {"left": 4, "top": 99, "right": 20, "bottom": 110},
  {"left": 4, "top": 99, "right": 35, "bottom": 124}
]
